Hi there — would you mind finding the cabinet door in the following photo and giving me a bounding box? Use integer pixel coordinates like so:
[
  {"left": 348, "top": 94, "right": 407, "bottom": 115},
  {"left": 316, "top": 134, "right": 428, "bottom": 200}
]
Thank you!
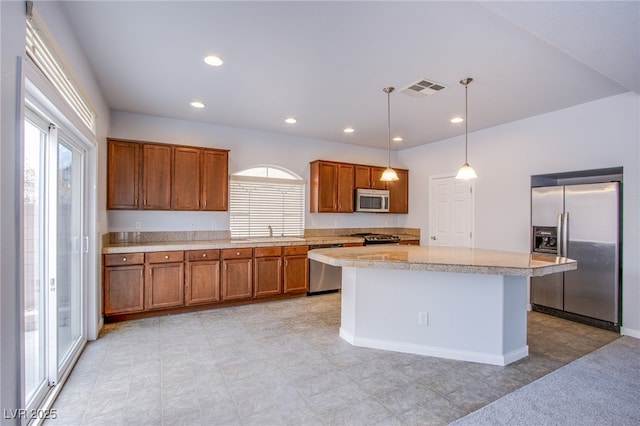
[
  {"left": 253, "top": 256, "right": 282, "bottom": 297},
  {"left": 202, "top": 149, "right": 229, "bottom": 211},
  {"left": 145, "top": 263, "right": 185, "bottom": 309},
  {"left": 107, "top": 140, "right": 140, "bottom": 209},
  {"left": 142, "top": 144, "right": 172, "bottom": 210},
  {"left": 283, "top": 255, "right": 308, "bottom": 294},
  {"left": 104, "top": 265, "right": 144, "bottom": 315},
  {"left": 221, "top": 258, "right": 253, "bottom": 300},
  {"left": 388, "top": 169, "right": 409, "bottom": 214},
  {"left": 312, "top": 161, "right": 338, "bottom": 212},
  {"left": 185, "top": 260, "right": 220, "bottom": 305},
  {"left": 355, "top": 165, "right": 371, "bottom": 188},
  {"left": 370, "top": 167, "right": 388, "bottom": 190},
  {"left": 172, "top": 146, "right": 201, "bottom": 210},
  {"left": 337, "top": 164, "right": 354, "bottom": 212}
]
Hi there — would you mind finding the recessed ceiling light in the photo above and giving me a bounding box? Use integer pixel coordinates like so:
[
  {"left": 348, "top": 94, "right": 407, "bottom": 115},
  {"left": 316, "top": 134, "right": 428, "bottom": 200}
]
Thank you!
[
  {"left": 190, "top": 101, "right": 205, "bottom": 108},
  {"left": 451, "top": 117, "right": 464, "bottom": 123},
  {"left": 393, "top": 136, "right": 403, "bottom": 142},
  {"left": 204, "top": 55, "right": 224, "bottom": 67},
  {"left": 344, "top": 127, "right": 355, "bottom": 133},
  {"left": 285, "top": 117, "right": 298, "bottom": 124}
]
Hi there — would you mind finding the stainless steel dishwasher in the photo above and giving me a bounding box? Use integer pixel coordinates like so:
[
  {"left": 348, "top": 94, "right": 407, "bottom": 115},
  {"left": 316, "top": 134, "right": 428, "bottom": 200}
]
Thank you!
[{"left": 308, "top": 243, "right": 343, "bottom": 294}]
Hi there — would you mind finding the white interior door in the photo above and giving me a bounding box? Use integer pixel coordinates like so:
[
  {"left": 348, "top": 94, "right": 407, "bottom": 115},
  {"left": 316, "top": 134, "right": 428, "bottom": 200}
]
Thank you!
[{"left": 428, "top": 175, "right": 474, "bottom": 247}]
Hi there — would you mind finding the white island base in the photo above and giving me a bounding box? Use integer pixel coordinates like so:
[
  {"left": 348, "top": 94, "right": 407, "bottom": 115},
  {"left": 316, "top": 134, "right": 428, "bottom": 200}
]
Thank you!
[{"left": 339, "top": 266, "right": 528, "bottom": 366}]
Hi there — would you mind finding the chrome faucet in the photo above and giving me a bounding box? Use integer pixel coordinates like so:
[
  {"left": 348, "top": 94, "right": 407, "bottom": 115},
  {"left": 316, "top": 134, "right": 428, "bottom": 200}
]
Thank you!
[{"left": 268, "top": 225, "right": 273, "bottom": 237}]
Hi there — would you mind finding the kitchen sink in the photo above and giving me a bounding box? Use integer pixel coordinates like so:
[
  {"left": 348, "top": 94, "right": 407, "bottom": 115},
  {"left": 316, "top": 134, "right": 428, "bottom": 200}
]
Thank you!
[
  {"left": 247, "top": 237, "right": 306, "bottom": 242},
  {"left": 232, "top": 237, "right": 306, "bottom": 243}
]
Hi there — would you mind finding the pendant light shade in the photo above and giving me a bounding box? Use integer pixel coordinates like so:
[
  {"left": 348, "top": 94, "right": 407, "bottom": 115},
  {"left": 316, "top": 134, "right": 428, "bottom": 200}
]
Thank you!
[
  {"left": 380, "top": 86, "right": 399, "bottom": 182},
  {"left": 455, "top": 77, "right": 477, "bottom": 180}
]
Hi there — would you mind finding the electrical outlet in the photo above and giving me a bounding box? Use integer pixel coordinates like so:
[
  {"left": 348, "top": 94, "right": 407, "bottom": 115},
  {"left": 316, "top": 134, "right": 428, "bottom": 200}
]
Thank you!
[
  {"left": 418, "top": 312, "right": 429, "bottom": 325},
  {"left": 135, "top": 221, "right": 141, "bottom": 230}
]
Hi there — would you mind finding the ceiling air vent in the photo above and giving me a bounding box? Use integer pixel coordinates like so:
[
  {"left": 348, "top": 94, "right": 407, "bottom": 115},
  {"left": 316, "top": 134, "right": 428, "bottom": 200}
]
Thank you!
[{"left": 400, "top": 79, "right": 447, "bottom": 97}]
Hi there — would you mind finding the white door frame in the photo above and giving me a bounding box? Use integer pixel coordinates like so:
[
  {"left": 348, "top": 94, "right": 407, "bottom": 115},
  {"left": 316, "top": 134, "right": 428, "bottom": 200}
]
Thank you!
[{"left": 428, "top": 173, "right": 475, "bottom": 248}]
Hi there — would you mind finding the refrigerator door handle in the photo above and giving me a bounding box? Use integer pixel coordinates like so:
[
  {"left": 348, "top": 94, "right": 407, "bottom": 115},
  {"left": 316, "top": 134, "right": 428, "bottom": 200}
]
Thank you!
[
  {"left": 556, "top": 213, "right": 563, "bottom": 256},
  {"left": 561, "top": 212, "right": 569, "bottom": 257}
]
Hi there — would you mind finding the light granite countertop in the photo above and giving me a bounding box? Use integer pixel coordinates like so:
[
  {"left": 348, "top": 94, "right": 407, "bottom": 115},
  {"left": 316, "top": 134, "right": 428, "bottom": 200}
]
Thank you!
[{"left": 307, "top": 245, "right": 577, "bottom": 277}]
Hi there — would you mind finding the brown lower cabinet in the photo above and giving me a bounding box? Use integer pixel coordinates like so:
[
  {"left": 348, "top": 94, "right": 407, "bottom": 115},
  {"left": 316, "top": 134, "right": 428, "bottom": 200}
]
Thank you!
[
  {"left": 221, "top": 248, "right": 253, "bottom": 300},
  {"left": 145, "top": 251, "right": 185, "bottom": 309},
  {"left": 283, "top": 246, "right": 309, "bottom": 294},
  {"left": 254, "top": 247, "right": 283, "bottom": 297},
  {"left": 103, "top": 253, "right": 145, "bottom": 315},
  {"left": 185, "top": 249, "right": 220, "bottom": 305},
  {"left": 103, "top": 245, "right": 310, "bottom": 321}
]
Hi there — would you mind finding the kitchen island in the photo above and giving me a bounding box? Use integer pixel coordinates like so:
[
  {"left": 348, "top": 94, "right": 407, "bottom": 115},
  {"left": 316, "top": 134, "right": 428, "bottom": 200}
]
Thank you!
[{"left": 308, "top": 245, "right": 576, "bottom": 366}]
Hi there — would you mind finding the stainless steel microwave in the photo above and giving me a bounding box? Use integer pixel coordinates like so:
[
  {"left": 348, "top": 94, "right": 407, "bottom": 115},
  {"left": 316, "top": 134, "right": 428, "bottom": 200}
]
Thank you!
[{"left": 355, "top": 188, "right": 389, "bottom": 212}]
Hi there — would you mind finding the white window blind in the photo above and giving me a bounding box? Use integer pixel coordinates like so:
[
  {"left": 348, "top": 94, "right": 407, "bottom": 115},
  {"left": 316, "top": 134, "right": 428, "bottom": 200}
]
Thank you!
[
  {"left": 26, "top": 16, "right": 96, "bottom": 134},
  {"left": 230, "top": 172, "right": 305, "bottom": 238}
]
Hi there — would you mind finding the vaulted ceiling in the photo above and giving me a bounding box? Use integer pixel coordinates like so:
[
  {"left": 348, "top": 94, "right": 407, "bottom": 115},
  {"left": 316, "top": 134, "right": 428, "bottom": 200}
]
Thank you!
[{"left": 60, "top": 1, "right": 639, "bottom": 150}]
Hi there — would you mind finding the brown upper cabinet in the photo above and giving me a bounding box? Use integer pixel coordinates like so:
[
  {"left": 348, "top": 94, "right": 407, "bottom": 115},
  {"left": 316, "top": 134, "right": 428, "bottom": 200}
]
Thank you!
[
  {"left": 355, "top": 165, "right": 387, "bottom": 190},
  {"left": 311, "top": 160, "right": 409, "bottom": 213},
  {"left": 143, "top": 143, "right": 172, "bottom": 210},
  {"left": 172, "top": 146, "right": 201, "bottom": 210},
  {"left": 387, "top": 168, "right": 409, "bottom": 214},
  {"left": 107, "top": 140, "right": 140, "bottom": 209},
  {"left": 201, "top": 149, "right": 229, "bottom": 211},
  {"left": 310, "top": 160, "right": 354, "bottom": 213},
  {"left": 107, "top": 139, "right": 229, "bottom": 211}
]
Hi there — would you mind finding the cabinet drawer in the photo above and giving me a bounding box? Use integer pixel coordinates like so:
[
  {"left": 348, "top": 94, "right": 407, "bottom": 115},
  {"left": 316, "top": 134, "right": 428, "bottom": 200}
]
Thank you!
[
  {"left": 187, "top": 249, "right": 220, "bottom": 261},
  {"left": 104, "top": 253, "right": 144, "bottom": 266},
  {"left": 284, "top": 245, "right": 308, "bottom": 256},
  {"left": 254, "top": 246, "right": 283, "bottom": 257},
  {"left": 146, "top": 251, "right": 184, "bottom": 264},
  {"left": 222, "top": 248, "right": 253, "bottom": 259}
]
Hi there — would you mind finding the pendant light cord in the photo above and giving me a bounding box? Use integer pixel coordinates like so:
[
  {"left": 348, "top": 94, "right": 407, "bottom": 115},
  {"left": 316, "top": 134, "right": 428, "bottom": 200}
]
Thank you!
[
  {"left": 383, "top": 86, "right": 395, "bottom": 168},
  {"left": 387, "top": 89, "right": 391, "bottom": 167},
  {"left": 464, "top": 81, "right": 468, "bottom": 164}
]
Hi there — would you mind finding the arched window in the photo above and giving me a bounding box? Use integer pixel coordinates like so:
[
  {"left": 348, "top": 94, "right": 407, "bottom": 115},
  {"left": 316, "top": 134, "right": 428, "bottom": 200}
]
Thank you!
[{"left": 230, "top": 166, "right": 305, "bottom": 238}]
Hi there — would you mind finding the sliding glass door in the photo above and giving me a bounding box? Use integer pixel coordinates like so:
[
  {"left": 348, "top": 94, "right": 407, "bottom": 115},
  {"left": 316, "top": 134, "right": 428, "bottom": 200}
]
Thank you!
[
  {"left": 24, "top": 116, "right": 48, "bottom": 407},
  {"left": 23, "top": 109, "right": 86, "bottom": 412}
]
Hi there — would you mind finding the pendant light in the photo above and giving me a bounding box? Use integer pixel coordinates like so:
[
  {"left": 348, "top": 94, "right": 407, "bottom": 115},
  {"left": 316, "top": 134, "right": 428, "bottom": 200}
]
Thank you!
[
  {"left": 455, "top": 78, "right": 477, "bottom": 180},
  {"left": 380, "top": 86, "right": 399, "bottom": 182}
]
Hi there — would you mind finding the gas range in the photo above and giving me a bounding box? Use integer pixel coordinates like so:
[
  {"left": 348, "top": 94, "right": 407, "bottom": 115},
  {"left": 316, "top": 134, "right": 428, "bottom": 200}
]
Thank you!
[{"left": 351, "top": 233, "right": 400, "bottom": 245}]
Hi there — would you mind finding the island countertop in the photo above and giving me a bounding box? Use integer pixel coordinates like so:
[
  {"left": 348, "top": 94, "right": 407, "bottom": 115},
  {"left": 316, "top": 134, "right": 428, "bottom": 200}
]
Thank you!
[{"left": 307, "top": 245, "right": 576, "bottom": 277}]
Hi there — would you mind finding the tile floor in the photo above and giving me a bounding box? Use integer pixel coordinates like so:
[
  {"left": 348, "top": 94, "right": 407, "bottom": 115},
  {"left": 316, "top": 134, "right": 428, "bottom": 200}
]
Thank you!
[{"left": 49, "top": 293, "right": 619, "bottom": 425}]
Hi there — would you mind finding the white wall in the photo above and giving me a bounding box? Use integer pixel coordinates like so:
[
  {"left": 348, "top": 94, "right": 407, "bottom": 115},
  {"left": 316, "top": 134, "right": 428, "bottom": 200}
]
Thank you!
[
  {"left": 34, "top": 1, "right": 111, "bottom": 342},
  {"left": 399, "top": 92, "right": 640, "bottom": 336},
  {"left": 1, "top": 0, "right": 27, "bottom": 419},
  {"left": 108, "top": 111, "right": 406, "bottom": 232}
]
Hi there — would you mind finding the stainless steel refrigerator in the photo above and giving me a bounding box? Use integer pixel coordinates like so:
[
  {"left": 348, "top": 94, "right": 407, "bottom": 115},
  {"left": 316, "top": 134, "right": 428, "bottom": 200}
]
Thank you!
[{"left": 531, "top": 182, "right": 621, "bottom": 329}]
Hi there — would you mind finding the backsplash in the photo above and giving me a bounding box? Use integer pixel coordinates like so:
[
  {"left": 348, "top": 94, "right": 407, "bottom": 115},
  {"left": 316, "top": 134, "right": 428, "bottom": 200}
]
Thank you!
[
  {"left": 103, "top": 227, "right": 420, "bottom": 245},
  {"left": 304, "top": 227, "right": 420, "bottom": 238}
]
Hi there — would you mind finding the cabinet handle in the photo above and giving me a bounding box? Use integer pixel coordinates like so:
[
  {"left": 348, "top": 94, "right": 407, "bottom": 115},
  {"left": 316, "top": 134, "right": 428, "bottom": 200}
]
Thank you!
[
  {"left": 236, "top": 252, "right": 240, "bottom": 256},
  {"left": 202, "top": 253, "right": 207, "bottom": 258},
  {"left": 122, "top": 257, "right": 127, "bottom": 262},
  {"left": 165, "top": 255, "right": 169, "bottom": 259}
]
